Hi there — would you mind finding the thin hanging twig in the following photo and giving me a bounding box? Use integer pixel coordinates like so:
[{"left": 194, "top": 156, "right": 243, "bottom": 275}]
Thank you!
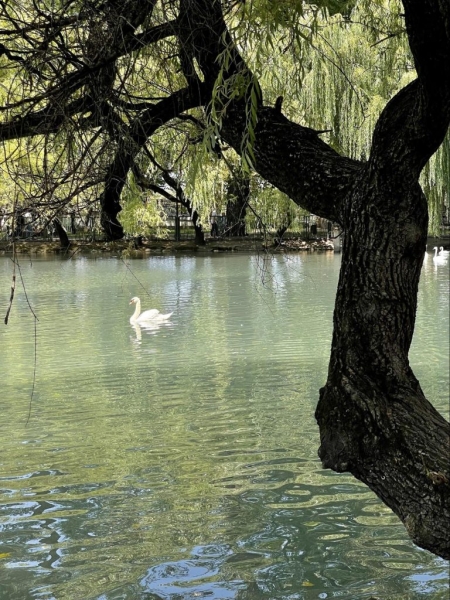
[
  {"left": 11, "top": 257, "right": 39, "bottom": 425},
  {"left": 26, "top": 316, "right": 38, "bottom": 425},
  {"left": 14, "top": 256, "right": 39, "bottom": 321},
  {"left": 4, "top": 198, "right": 17, "bottom": 326},
  {"left": 5, "top": 245, "right": 39, "bottom": 424},
  {"left": 4, "top": 272, "right": 16, "bottom": 325},
  {"left": 120, "top": 257, "right": 154, "bottom": 300}
]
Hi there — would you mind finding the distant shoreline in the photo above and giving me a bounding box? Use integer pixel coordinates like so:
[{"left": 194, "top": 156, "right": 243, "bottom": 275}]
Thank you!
[
  {"left": 0, "top": 235, "right": 448, "bottom": 257},
  {"left": 0, "top": 236, "right": 336, "bottom": 256}
]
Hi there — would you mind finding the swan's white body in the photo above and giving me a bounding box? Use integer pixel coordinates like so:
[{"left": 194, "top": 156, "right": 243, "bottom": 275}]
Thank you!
[
  {"left": 432, "top": 247, "right": 448, "bottom": 264},
  {"left": 129, "top": 297, "right": 172, "bottom": 324}
]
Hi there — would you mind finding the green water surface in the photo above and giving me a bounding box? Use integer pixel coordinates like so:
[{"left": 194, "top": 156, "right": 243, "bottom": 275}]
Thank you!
[{"left": 0, "top": 251, "right": 448, "bottom": 599}]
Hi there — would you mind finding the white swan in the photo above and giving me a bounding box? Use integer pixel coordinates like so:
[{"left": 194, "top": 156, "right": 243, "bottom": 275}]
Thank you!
[
  {"left": 129, "top": 297, "right": 173, "bottom": 324},
  {"left": 432, "top": 246, "right": 448, "bottom": 264},
  {"left": 439, "top": 246, "right": 449, "bottom": 255}
]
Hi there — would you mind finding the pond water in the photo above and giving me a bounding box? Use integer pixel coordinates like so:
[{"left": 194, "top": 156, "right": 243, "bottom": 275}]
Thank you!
[{"left": 0, "top": 251, "right": 448, "bottom": 600}]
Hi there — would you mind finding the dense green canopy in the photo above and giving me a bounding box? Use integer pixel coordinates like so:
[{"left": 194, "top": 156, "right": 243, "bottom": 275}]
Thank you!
[{"left": 0, "top": 0, "right": 447, "bottom": 236}]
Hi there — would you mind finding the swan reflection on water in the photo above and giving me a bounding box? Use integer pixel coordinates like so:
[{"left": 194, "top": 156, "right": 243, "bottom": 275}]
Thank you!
[{"left": 131, "top": 320, "right": 174, "bottom": 342}]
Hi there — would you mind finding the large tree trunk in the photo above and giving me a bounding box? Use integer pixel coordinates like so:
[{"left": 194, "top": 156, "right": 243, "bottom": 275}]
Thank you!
[
  {"left": 192, "top": 210, "right": 205, "bottom": 245},
  {"left": 225, "top": 199, "right": 247, "bottom": 236},
  {"left": 180, "top": 0, "right": 450, "bottom": 558},
  {"left": 315, "top": 0, "right": 450, "bottom": 557},
  {"left": 100, "top": 186, "right": 124, "bottom": 241},
  {"left": 316, "top": 173, "right": 450, "bottom": 559}
]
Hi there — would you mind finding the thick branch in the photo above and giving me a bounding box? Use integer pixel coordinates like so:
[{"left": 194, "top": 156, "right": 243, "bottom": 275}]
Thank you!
[
  {"left": 0, "top": 97, "right": 92, "bottom": 140},
  {"left": 403, "top": 0, "right": 450, "bottom": 98},
  {"left": 221, "top": 106, "right": 361, "bottom": 224},
  {"left": 369, "top": 1, "right": 450, "bottom": 179},
  {"left": 178, "top": 0, "right": 359, "bottom": 223},
  {"left": 99, "top": 84, "right": 208, "bottom": 239}
]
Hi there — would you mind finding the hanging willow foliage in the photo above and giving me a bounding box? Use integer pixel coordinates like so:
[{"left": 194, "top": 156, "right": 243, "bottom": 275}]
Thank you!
[
  {"left": 225, "top": 0, "right": 447, "bottom": 232},
  {"left": 0, "top": 0, "right": 447, "bottom": 233}
]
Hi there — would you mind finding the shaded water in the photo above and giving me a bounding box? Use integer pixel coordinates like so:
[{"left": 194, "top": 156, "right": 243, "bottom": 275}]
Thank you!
[{"left": 0, "top": 251, "right": 448, "bottom": 600}]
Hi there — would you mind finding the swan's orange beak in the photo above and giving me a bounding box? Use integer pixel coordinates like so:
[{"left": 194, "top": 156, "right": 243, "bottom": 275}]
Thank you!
[{"left": 129, "top": 299, "right": 134, "bottom": 304}]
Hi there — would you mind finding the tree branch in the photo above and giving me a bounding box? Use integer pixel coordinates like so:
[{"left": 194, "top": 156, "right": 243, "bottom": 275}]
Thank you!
[
  {"left": 368, "top": 1, "right": 450, "bottom": 181},
  {"left": 178, "top": 0, "right": 359, "bottom": 223},
  {"left": 222, "top": 106, "right": 361, "bottom": 223},
  {"left": 99, "top": 83, "right": 208, "bottom": 238}
]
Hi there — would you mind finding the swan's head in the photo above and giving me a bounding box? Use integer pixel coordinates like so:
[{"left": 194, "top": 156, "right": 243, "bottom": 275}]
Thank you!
[{"left": 129, "top": 297, "right": 140, "bottom": 305}]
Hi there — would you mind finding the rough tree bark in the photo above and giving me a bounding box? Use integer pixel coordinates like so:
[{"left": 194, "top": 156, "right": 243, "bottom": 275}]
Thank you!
[{"left": 315, "top": 1, "right": 450, "bottom": 558}]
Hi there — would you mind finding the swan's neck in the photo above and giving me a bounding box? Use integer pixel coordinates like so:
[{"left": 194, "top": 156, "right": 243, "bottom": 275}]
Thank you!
[{"left": 131, "top": 299, "right": 141, "bottom": 321}]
